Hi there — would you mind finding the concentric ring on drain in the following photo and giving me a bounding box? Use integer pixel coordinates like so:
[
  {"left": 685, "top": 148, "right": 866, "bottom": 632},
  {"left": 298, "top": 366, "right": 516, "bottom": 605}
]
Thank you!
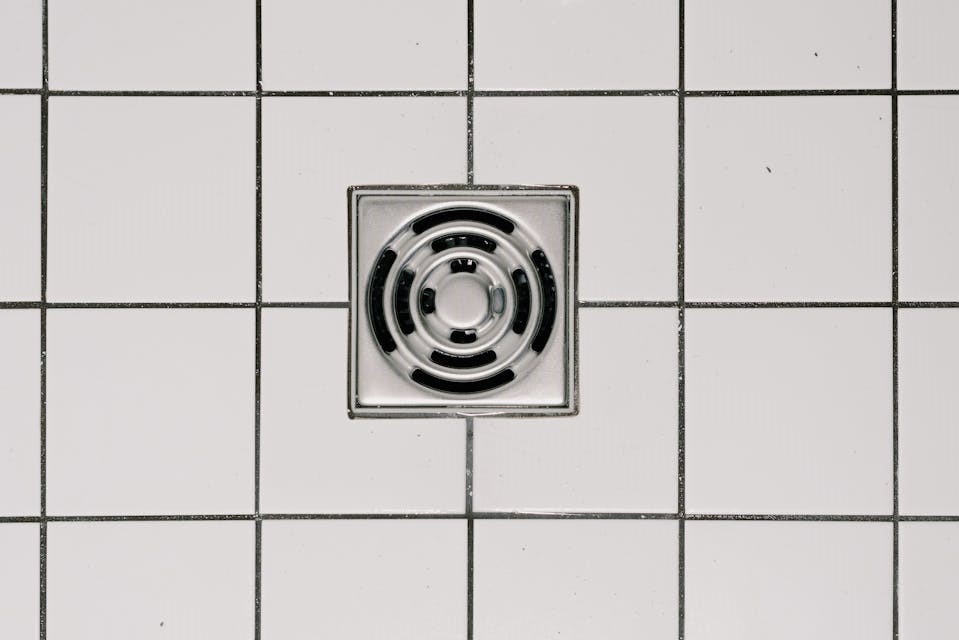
[{"left": 367, "top": 204, "right": 558, "bottom": 395}]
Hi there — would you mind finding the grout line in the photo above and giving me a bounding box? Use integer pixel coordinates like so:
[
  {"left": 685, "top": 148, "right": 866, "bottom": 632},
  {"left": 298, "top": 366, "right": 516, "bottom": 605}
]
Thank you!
[
  {"left": 465, "top": 4, "right": 476, "bottom": 637},
  {"left": 254, "top": 2, "right": 264, "bottom": 639},
  {"left": 2, "top": 512, "right": 958, "bottom": 524},
  {"left": 891, "top": 2, "right": 900, "bottom": 639},
  {"left": 39, "top": 1, "right": 49, "bottom": 639},
  {"left": 677, "top": 1, "right": 686, "bottom": 638},
  {"left": 466, "top": 0, "right": 475, "bottom": 186}
]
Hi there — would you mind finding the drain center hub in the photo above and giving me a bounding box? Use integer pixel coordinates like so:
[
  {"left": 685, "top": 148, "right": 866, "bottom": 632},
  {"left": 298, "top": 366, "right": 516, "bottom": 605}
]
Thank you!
[{"left": 436, "top": 275, "right": 489, "bottom": 328}]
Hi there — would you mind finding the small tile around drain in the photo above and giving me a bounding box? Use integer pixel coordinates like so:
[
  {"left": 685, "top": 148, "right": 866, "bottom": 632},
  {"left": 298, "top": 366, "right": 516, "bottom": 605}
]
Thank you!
[{"left": 349, "top": 185, "right": 578, "bottom": 418}]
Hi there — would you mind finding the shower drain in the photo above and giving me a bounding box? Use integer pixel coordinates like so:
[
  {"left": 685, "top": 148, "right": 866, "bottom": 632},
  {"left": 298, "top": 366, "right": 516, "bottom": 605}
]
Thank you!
[{"left": 349, "top": 185, "right": 578, "bottom": 418}]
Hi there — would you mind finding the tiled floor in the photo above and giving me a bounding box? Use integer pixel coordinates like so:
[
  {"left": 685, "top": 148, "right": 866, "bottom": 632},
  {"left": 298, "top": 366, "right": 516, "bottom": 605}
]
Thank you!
[{"left": 1, "top": 1, "right": 958, "bottom": 639}]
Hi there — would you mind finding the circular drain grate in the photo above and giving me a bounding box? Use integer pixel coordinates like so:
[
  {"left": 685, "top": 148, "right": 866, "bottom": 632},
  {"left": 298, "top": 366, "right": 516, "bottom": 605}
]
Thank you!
[{"left": 367, "top": 205, "right": 557, "bottom": 395}]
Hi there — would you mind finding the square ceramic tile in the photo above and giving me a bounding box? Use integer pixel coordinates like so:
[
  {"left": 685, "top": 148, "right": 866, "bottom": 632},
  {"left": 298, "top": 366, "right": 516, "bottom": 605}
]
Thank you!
[
  {"left": 47, "top": 97, "right": 255, "bottom": 302},
  {"left": 262, "top": 520, "right": 466, "bottom": 640},
  {"left": 0, "top": 0, "right": 41, "bottom": 88},
  {"left": 0, "top": 311, "right": 40, "bottom": 516},
  {"left": 260, "top": 308, "right": 464, "bottom": 513},
  {"left": 0, "top": 95, "right": 40, "bottom": 301},
  {"left": 263, "top": 0, "right": 464, "bottom": 90},
  {"left": 475, "top": 97, "right": 677, "bottom": 301},
  {"left": 47, "top": 310, "right": 254, "bottom": 515},
  {"left": 685, "top": 0, "right": 890, "bottom": 90},
  {"left": 474, "top": 520, "right": 677, "bottom": 640},
  {"left": 473, "top": 308, "right": 677, "bottom": 513},
  {"left": 898, "top": 96, "right": 959, "bottom": 300},
  {"left": 48, "top": 522, "right": 254, "bottom": 639},
  {"left": 897, "top": 0, "right": 959, "bottom": 89},
  {"left": 685, "top": 97, "right": 891, "bottom": 301},
  {"left": 685, "top": 522, "right": 891, "bottom": 640},
  {"left": 898, "top": 310, "right": 959, "bottom": 514},
  {"left": 899, "top": 523, "right": 959, "bottom": 639},
  {"left": 0, "top": 524, "right": 39, "bottom": 639},
  {"left": 49, "top": 0, "right": 254, "bottom": 90},
  {"left": 685, "top": 309, "right": 892, "bottom": 514},
  {"left": 474, "top": 0, "right": 677, "bottom": 90},
  {"left": 262, "top": 97, "right": 464, "bottom": 302}
]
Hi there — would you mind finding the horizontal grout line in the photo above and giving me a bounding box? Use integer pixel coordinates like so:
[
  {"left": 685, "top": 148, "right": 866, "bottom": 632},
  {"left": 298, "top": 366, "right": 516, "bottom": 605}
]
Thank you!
[
  {"left": 3, "top": 88, "right": 959, "bottom": 98},
  {"left": 3, "top": 513, "right": 957, "bottom": 524},
  {"left": 3, "top": 300, "right": 959, "bottom": 310}
]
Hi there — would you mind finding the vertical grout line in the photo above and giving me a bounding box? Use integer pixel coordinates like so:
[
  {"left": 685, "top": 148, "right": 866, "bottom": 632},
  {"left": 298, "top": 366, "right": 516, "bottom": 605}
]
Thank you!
[
  {"left": 39, "top": 1, "right": 49, "bottom": 639},
  {"left": 890, "top": 2, "right": 900, "bottom": 639},
  {"left": 676, "top": 1, "right": 686, "bottom": 639},
  {"left": 465, "top": 3, "right": 476, "bottom": 638},
  {"left": 466, "top": 0, "right": 475, "bottom": 186},
  {"left": 254, "top": 1, "right": 263, "bottom": 639}
]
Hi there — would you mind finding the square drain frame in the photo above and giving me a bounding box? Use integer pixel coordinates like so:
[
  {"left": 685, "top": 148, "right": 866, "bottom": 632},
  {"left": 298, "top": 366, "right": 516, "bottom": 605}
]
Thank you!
[{"left": 348, "top": 185, "right": 578, "bottom": 418}]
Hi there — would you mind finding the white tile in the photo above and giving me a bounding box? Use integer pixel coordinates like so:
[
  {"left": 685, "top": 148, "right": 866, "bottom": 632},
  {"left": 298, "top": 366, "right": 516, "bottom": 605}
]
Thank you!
[
  {"left": 48, "top": 97, "right": 255, "bottom": 302},
  {"left": 49, "top": 0, "right": 254, "bottom": 90},
  {"left": 899, "top": 523, "right": 959, "bottom": 639},
  {"left": 899, "top": 96, "right": 959, "bottom": 300},
  {"left": 0, "top": 524, "right": 38, "bottom": 639},
  {"left": 263, "top": 0, "right": 464, "bottom": 90},
  {"left": 260, "top": 309, "right": 464, "bottom": 513},
  {"left": 898, "top": 310, "right": 959, "bottom": 514},
  {"left": 0, "top": 95, "right": 40, "bottom": 301},
  {"left": 897, "top": 0, "right": 959, "bottom": 89},
  {"left": 262, "top": 520, "right": 465, "bottom": 640},
  {"left": 262, "top": 97, "right": 464, "bottom": 302},
  {"left": 685, "top": 0, "right": 890, "bottom": 90},
  {"left": 475, "top": 0, "right": 677, "bottom": 90},
  {"left": 474, "top": 520, "right": 676, "bottom": 640},
  {"left": 0, "top": 311, "right": 40, "bottom": 516},
  {"left": 48, "top": 522, "right": 253, "bottom": 639},
  {"left": 474, "top": 308, "right": 677, "bottom": 512},
  {"left": 47, "top": 310, "right": 253, "bottom": 515},
  {"left": 685, "top": 522, "right": 891, "bottom": 640},
  {"left": 0, "top": 0, "right": 41, "bottom": 88},
  {"left": 475, "top": 97, "right": 677, "bottom": 301},
  {"left": 685, "top": 309, "right": 892, "bottom": 514},
  {"left": 685, "top": 97, "right": 890, "bottom": 301}
]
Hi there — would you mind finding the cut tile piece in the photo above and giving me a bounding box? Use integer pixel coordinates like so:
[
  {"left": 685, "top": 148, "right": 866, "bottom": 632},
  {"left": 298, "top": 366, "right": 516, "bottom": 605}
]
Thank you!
[
  {"left": 898, "top": 309, "right": 959, "bottom": 514},
  {"left": 46, "top": 309, "right": 254, "bottom": 515},
  {"left": 474, "top": 520, "right": 677, "bottom": 640},
  {"left": 475, "top": 97, "right": 677, "bottom": 300},
  {"left": 0, "top": 0, "right": 41, "bottom": 88},
  {"left": 0, "top": 524, "right": 39, "bottom": 639},
  {"left": 48, "top": 97, "right": 255, "bottom": 302},
  {"left": 47, "top": 522, "right": 253, "bottom": 640},
  {"left": 263, "top": 0, "right": 464, "bottom": 90},
  {"left": 474, "top": 308, "right": 677, "bottom": 513},
  {"left": 899, "top": 523, "right": 959, "bottom": 639},
  {"left": 685, "top": 521, "right": 891, "bottom": 640},
  {"left": 262, "top": 520, "right": 466, "bottom": 640},
  {"left": 897, "top": 0, "right": 959, "bottom": 89},
  {"left": 685, "top": 97, "right": 890, "bottom": 301},
  {"left": 898, "top": 96, "right": 959, "bottom": 300},
  {"left": 0, "top": 310, "right": 40, "bottom": 516},
  {"left": 260, "top": 308, "right": 464, "bottom": 513},
  {"left": 475, "top": 0, "right": 677, "bottom": 90},
  {"left": 49, "top": 0, "right": 254, "bottom": 89},
  {"left": 262, "top": 97, "right": 464, "bottom": 301},
  {"left": 685, "top": 0, "right": 890, "bottom": 89},
  {"left": 0, "top": 95, "right": 40, "bottom": 301},
  {"left": 685, "top": 309, "right": 892, "bottom": 514}
]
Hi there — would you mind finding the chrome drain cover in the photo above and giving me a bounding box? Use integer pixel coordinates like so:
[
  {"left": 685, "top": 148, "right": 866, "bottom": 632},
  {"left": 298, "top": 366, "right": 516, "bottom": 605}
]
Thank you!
[{"left": 349, "top": 186, "right": 578, "bottom": 418}]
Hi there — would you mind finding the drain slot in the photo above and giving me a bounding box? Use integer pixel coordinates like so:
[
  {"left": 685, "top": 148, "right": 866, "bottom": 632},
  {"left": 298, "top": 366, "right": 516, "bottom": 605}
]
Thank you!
[
  {"left": 449, "top": 258, "right": 477, "bottom": 273},
  {"left": 419, "top": 287, "right": 436, "bottom": 315},
  {"left": 431, "top": 233, "right": 497, "bottom": 254},
  {"left": 412, "top": 207, "right": 515, "bottom": 234},
  {"left": 411, "top": 368, "right": 515, "bottom": 393},
  {"left": 368, "top": 248, "right": 397, "bottom": 352},
  {"left": 430, "top": 349, "right": 497, "bottom": 369},
  {"left": 394, "top": 269, "right": 416, "bottom": 335},
  {"left": 511, "top": 269, "right": 531, "bottom": 334},
  {"left": 450, "top": 329, "right": 477, "bottom": 344},
  {"left": 531, "top": 249, "right": 556, "bottom": 353}
]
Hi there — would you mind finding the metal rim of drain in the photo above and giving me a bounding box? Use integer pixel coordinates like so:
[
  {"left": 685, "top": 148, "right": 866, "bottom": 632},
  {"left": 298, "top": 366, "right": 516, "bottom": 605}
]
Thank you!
[
  {"left": 349, "top": 185, "right": 577, "bottom": 418},
  {"left": 367, "top": 205, "right": 556, "bottom": 395}
]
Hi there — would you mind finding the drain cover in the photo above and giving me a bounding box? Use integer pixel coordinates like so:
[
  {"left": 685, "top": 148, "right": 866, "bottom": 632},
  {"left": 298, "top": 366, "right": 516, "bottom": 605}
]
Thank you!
[{"left": 349, "top": 185, "right": 578, "bottom": 418}]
